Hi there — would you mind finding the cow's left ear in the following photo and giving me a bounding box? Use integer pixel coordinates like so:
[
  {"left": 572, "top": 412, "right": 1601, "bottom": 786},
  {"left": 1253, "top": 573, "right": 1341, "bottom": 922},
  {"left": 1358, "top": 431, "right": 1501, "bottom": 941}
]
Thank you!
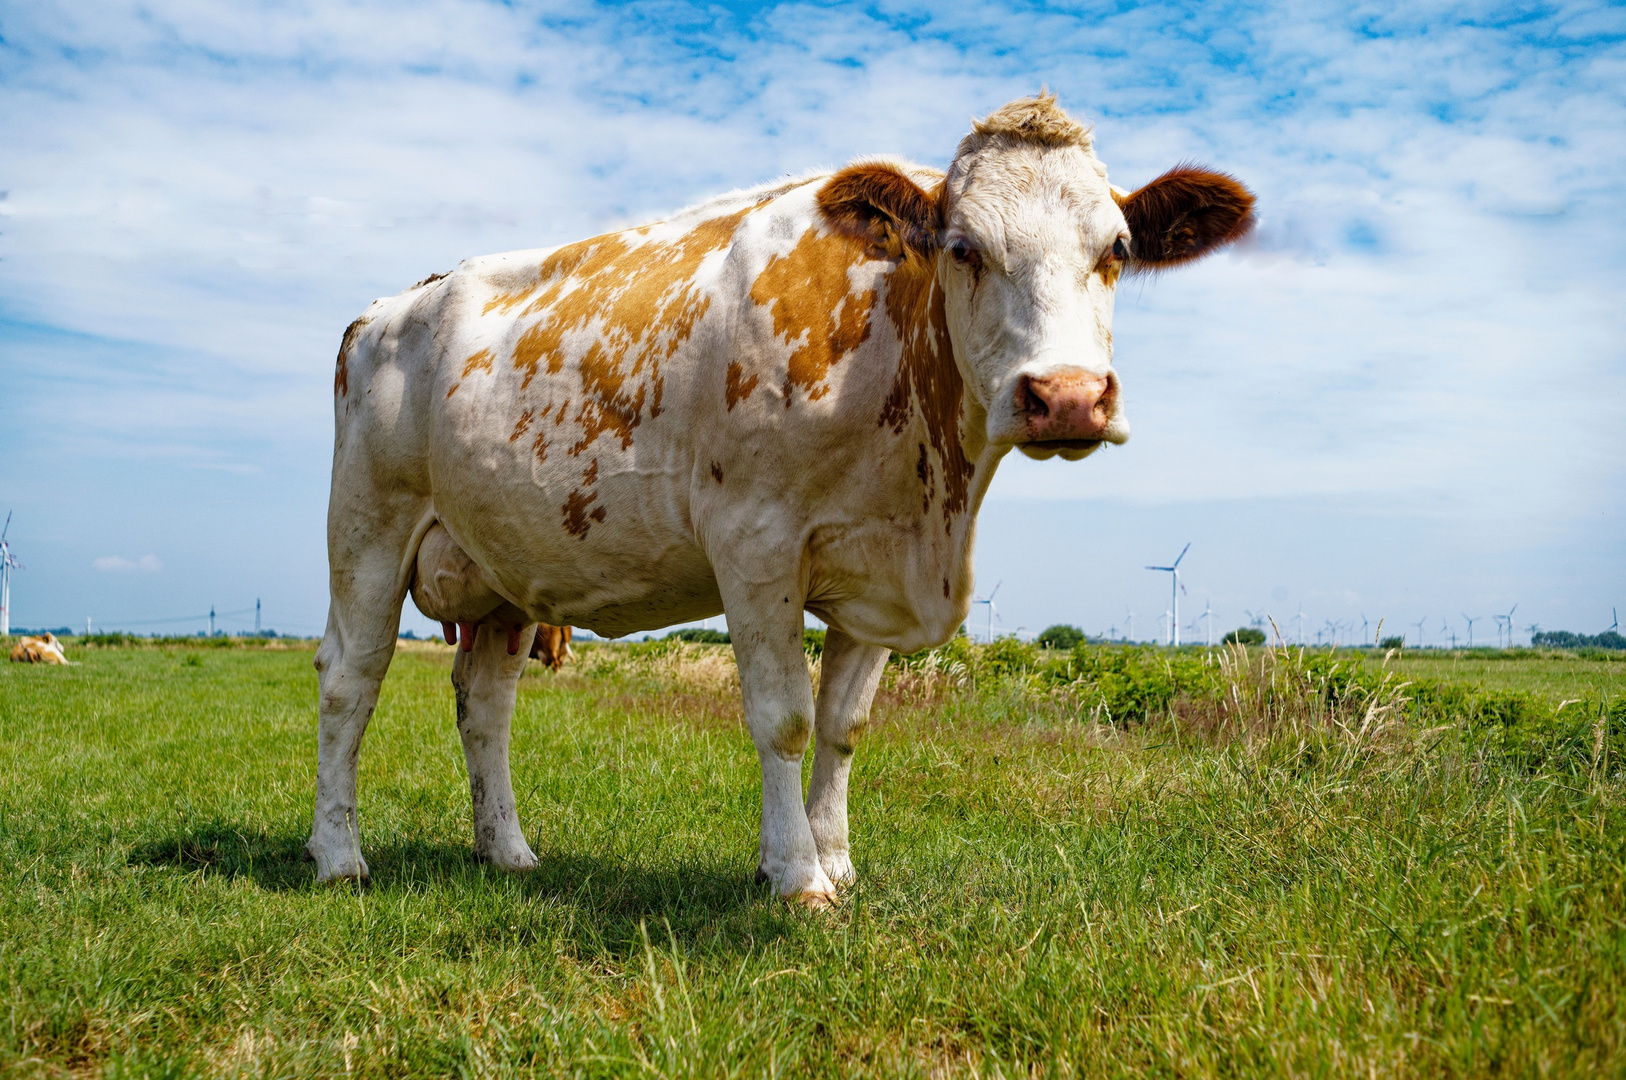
[
  {"left": 1117, "top": 166, "right": 1256, "bottom": 271},
  {"left": 817, "top": 163, "right": 942, "bottom": 261}
]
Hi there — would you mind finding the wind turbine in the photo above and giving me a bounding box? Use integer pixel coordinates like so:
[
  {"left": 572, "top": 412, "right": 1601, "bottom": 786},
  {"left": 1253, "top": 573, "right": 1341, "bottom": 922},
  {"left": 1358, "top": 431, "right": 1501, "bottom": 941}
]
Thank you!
[
  {"left": 1412, "top": 616, "right": 1428, "bottom": 649},
  {"left": 1359, "top": 613, "right": 1370, "bottom": 647},
  {"left": 0, "top": 512, "right": 19, "bottom": 636},
  {"left": 1294, "top": 605, "right": 1306, "bottom": 647},
  {"left": 971, "top": 581, "right": 1001, "bottom": 643},
  {"left": 1146, "top": 543, "right": 1190, "bottom": 646},
  {"left": 1462, "top": 613, "right": 1480, "bottom": 648},
  {"left": 1199, "top": 600, "right": 1216, "bottom": 647},
  {"left": 1609, "top": 608, "right": 1620, "bottom": 634},
  {"left": 1124, "top": 608, "right": 1134, "bottom": 643},
  {"left": 1502, "top": 603, "right": 1518, "bottom": 648}
]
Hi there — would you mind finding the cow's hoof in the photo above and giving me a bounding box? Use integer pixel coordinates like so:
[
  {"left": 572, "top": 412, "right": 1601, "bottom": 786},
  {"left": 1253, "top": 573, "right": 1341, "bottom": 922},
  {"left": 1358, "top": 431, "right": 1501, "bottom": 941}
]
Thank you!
[
  {"left": 820, "top": 851, "right": 856, "bottom": 886},
  {"left": 478, "top": 846, "right": 540, "bottom": 873},
  {"left": 310, "top": 846, "right": 370, "bottom": 883},
  {"left": 792, "top": 888, "right": 837, "bottom": 910}
]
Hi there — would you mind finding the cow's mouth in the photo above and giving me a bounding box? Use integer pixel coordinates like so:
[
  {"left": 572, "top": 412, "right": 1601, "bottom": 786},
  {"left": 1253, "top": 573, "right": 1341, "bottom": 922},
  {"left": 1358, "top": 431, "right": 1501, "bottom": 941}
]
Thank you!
[{"left": 1017, "top": 438, "right": 1103, "bottom": 461}]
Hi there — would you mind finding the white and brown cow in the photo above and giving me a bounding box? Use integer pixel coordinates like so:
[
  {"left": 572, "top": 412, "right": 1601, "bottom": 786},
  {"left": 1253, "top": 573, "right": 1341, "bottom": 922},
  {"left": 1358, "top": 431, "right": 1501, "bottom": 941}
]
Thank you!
[
  {"left": 9, "top": 633, "right": 67, "bottom": 664},
  {"left": 312, "top": 95, "right": 1253, "bottom": 903}
]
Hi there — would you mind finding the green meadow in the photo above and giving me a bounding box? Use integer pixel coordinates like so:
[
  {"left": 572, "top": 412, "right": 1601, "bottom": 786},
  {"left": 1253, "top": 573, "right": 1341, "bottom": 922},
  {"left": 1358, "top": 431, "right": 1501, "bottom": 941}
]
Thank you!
[{"left": 1, "top": 638, "right": 1622, "bottom": 1078}]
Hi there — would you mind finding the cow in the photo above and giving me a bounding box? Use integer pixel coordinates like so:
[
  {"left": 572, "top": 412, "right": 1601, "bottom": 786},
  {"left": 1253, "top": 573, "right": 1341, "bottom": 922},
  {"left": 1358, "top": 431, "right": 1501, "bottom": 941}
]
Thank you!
[
  {"left": 9, "top": 633, "right": 67, "bottom": 664},
  {"left": 310, "top": 94, "right": 1254, "bottom": 904},
  {"left": 530, "top": 624, "right": 573, "bottom": 671}
]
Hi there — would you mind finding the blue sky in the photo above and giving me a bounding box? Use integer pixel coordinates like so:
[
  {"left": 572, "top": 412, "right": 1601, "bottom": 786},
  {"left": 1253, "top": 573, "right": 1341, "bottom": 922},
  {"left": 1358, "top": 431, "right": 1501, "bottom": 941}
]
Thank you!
[{"left": 1, "top": 0, "right": 1622, "bottom": 644}]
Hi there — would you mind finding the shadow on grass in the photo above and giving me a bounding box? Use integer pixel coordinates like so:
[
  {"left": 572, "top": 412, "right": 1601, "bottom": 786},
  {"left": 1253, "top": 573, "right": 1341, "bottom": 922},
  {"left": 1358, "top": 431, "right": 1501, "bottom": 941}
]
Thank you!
[{"left": 128, "top": 823, "right": 781, "bottom": 953}]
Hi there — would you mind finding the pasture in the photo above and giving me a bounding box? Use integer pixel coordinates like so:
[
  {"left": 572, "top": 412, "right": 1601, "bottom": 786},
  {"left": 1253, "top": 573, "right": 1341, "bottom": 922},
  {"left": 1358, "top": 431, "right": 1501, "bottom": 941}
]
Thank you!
[{"left": 1, "top": 638, "right": 1622, "bottom": 1077}]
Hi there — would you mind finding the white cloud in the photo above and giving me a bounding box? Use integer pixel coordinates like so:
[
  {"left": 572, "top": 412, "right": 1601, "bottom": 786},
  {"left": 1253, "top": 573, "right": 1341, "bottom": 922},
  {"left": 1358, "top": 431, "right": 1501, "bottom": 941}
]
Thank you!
[{"left": 92, "top": 554, "right": 162, "bottom": 573}]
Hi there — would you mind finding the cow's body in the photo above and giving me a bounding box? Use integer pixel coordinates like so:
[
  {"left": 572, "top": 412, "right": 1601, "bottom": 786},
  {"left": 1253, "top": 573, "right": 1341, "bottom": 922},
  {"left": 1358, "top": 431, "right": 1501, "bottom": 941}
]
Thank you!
[
  {"left": 9, "top": 633, "right": 66, "bottom": 664},
  {"left": 310, "top": 96, "right": 1254, "bottom": 902}
]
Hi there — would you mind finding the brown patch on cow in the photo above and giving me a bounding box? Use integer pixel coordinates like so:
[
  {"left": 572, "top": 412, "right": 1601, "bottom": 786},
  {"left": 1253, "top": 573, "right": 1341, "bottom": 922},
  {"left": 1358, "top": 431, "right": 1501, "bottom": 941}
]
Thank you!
[
  {"left": 412, "top": 271, "right": 448, "bottom": 289},
  {"left": 562, "top": 488, "right": 600, "bottom": 539},
  {"left": 490, "top": 207, "right": 760, "bottom": 454},
  {"left": 446, "top": 348, "right": 495, "bottom": 398},
  {"left": 1119, "top": 166, "right": 1256, "bottom": 271},
  {"left": 509, "top": 408, "right": 535, "bottom": 443},
  {"left": 710, "top": 462, "right": 724, "bottom": 484},
  {"left": 769, "top": 714, "right": 811, "bottom": 758},
  {"left": 531, "top": 428, "right": 549, "bottom": 463},
  {"left": 749, "top": 227, "right": 876, "bottom": 406},
  {"left": 582, "top": 458, "right": 598, "bottom": 485},
  {"left": 878, "top": 255, "right": 972, "bottom": 530},
  {"left": 335, "top": 317, "right": 368, "bottom": 398},
  {"left": 915, "top": 442, "right": 934, "bottom": 514},
  {"left": 724, "top": 361, "right": 758, "bottom": 411},
  {"left": 943, "top": 577, "right": 951, "bottom": 599}
]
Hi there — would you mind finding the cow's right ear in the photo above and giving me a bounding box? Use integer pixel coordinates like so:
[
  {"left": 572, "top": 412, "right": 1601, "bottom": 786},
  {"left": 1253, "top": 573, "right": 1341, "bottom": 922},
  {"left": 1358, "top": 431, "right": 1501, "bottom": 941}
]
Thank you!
[
  {"left": 817, "top": 163, "right": 942, "bottom": 261},
  {"left": 1117, "top": 165, "right": 1256, "bottom": 271}
]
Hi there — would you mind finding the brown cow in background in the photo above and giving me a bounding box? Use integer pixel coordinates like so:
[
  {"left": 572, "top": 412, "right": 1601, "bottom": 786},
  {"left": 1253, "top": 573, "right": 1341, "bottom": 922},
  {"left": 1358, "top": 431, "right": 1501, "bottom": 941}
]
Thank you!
[{"left": 529, "top": 624, "right": 573, "bottom": 671}]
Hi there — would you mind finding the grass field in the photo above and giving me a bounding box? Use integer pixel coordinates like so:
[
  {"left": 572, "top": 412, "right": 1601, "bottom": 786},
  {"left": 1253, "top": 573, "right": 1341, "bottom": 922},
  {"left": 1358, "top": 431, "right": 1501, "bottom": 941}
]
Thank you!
[{"left": 1, "top": 638, "right": 1623, "bottom": 1077}]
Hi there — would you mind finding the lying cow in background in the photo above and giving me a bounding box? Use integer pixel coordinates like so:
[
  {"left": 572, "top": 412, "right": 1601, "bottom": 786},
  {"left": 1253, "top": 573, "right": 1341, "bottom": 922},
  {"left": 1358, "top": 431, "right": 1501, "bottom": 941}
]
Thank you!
[
  {"left": 311, "top": 94, "right": 1254, "bottom": 903},
  {"left": 9, "top": 633, "right": 67, "bottom": 664},
  {"left": 530, "top": 624, "right": 573, "bottom": 671}
]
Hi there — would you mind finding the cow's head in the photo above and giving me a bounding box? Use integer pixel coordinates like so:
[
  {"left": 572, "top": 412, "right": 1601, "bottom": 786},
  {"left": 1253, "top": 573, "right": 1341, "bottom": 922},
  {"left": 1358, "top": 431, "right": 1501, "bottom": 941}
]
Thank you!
[{"left": 819, "top": 94, "right": 1255, "bottom": 461}]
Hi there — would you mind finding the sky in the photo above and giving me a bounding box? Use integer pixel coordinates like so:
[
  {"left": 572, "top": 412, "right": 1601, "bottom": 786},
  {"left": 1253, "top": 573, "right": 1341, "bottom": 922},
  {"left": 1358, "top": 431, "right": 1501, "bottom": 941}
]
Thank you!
[{"left": 2, "top": 0, "right": 1622, "bottom": 646}]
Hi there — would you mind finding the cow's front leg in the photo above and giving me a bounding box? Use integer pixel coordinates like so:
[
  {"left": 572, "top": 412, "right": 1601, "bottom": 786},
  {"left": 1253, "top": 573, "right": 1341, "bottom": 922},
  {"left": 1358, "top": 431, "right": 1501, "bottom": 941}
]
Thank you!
[
  {"left": 806, "top": 627, "right": 889, "bottom": 886},
  {"left": 451, "top": 621, "right": 539, "bottom": 871},
  {"left": 725, "top": 589, "right": 834, "bottom": 906}
]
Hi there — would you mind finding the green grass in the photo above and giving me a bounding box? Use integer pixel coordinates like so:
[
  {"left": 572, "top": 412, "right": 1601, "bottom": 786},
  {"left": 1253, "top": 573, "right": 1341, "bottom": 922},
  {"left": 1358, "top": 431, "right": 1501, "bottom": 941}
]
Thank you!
[
  {"left": 1, "top": 640, "right": 1623, "bottom": 1077},
  {"left": 1385, "top": 649, "right": 1626, "bottom": 706}
]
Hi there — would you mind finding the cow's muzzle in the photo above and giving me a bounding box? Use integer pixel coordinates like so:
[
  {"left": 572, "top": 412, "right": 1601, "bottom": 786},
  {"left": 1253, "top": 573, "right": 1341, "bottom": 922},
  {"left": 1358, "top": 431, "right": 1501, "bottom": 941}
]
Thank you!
[{"left": 1016, "top": 370, "right": 1123, "bottom": 448}]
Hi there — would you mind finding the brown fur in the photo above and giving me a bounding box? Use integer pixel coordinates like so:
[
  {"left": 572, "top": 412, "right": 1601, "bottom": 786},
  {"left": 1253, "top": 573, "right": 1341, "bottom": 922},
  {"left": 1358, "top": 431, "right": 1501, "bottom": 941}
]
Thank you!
[
  {"left": 1119, "top": 166, "right": 1256, "bottom": 270},
  {"left": 529, "top": 624, "right": 573, "bottom": 671},
  {"left": 815, "top": 163, "right": 942, "bottom": 261}
]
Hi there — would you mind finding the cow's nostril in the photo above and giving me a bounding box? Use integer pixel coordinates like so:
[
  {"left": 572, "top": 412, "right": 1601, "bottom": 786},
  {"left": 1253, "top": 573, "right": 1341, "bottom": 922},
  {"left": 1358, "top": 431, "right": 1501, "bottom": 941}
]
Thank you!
[{"left": 1018, "top": 375, "right": 1049, "bottom": 418}]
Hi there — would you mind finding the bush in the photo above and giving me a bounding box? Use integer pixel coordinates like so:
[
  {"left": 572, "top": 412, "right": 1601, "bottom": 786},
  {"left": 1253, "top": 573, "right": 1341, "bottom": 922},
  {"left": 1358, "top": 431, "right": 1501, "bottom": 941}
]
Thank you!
[
  {"left": 1036, "top": 624, "right": 1085, "bottom": 650},
  {"left": 669, "top": 628, "right": 730, "bottom": 644},
  {"left": 802, "top": 628, "right": 826, "bottom": 656},
  {"left": 1221, "top": 627, "right": 1266, "bottom": 646},
  {"left": 1532, "top": 629, "right": 1626, "bottom": 650},
  {"left": 1379, "top": 636, "right": 1405, "bottom": 650}
]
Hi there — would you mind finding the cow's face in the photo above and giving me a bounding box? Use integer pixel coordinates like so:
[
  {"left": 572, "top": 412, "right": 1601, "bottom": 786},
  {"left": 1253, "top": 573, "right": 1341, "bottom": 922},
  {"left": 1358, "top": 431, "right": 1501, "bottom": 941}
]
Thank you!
[{"left": 818, "top": 96, "right": 1254, "bottom": 462}]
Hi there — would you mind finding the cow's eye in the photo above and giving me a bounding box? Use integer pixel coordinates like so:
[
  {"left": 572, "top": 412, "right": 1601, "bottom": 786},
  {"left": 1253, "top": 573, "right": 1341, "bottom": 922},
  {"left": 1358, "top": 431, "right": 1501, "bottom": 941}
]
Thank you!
[
  {"left": 1112, "top": 236, "right": 1131, "bottom": 261},
  {"left": 947, "top": 238, "right": 981, "bottom": 270}
]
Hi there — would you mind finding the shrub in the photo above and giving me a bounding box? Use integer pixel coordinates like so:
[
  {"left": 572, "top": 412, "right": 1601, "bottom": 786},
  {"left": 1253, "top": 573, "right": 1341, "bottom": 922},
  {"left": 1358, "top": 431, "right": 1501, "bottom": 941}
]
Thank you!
[
  {"left": 1221, "top": 627, "right": 1266, "bottom": 646},
  {"left": 669, "top": 627, "right": 730, "bottom": 644},
  {"left": 802, "top": 628, "right": 826, "bottom": 656},
  {"left": 1036, "top": 624, "right": 1085, "bottom": 650},
  {"left": 1379, "top": 635, "right": 1405, "bottom": 650}
]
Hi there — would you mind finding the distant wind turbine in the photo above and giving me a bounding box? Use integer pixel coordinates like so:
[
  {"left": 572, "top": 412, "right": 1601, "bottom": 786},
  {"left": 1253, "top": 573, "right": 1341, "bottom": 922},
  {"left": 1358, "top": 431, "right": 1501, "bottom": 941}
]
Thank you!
[
  {"left": 0, "top": 512, "right": 20, "bottom": 636},
  {"left": 1412, "top": 616, "right": 1428, "bottom": 649},
  {"left": 1462, "top": 613, "right": 1480, "bottom": 649},
  {"left": 1145, "top": 543, "right": 1190, "bottom": 646},
  {"left": 1502, "top": 603, "right": 1518, "bottom": 648},
  {"left": 971, "top": 581, "right": 1001, "bottom": 643},
  {"left": 1199, "top": 600, "right": 1215, "bottom": 647}
]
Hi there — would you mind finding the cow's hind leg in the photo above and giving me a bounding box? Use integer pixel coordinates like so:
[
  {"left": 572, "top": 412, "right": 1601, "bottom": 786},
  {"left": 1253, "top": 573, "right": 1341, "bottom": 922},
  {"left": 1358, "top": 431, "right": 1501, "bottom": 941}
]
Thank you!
[
  {"left": 308, "top": 521, "right": 427, "bottom": 881},
  {"left": 806, "top": 628, "right": 889, "bottom": 885},
  {"left": 452, "top": 621, "right": 539, "bottom": 871}
]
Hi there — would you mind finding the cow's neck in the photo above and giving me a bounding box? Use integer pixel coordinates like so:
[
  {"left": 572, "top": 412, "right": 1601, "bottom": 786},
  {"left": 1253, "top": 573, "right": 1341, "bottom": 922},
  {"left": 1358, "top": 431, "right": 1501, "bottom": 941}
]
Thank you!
[{"left": 882, "top": 256, "right": 1008, "bottom": 614}]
